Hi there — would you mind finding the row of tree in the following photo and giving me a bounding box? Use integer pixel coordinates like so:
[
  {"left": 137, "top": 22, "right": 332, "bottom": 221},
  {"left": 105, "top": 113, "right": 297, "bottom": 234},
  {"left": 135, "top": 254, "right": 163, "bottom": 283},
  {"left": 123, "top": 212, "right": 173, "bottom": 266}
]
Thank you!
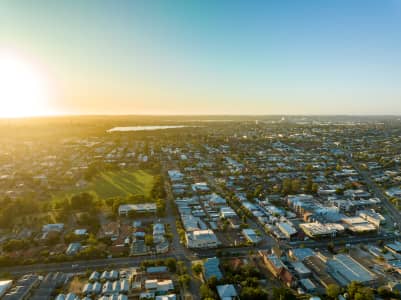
[
  {"left": 280, "top": 177, "right": 319, "bottom": 195},
  {"left": 326, "top": 281, "right": 400, "bottom": 300}
]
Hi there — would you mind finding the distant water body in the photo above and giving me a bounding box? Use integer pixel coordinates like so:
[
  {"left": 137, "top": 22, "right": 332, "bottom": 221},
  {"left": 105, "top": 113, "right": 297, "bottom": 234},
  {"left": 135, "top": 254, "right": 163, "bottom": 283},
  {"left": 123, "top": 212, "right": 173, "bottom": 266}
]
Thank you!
[{"left": 107, "top": 125, "right": 189, "bottom": 132}]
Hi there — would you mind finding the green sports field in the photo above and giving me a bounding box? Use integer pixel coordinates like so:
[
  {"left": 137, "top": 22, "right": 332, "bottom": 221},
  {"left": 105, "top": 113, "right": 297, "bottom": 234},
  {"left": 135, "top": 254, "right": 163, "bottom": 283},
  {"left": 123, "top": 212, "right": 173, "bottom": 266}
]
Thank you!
[{"left": 55, "top": 169, "right": 155, "bottom": 200}]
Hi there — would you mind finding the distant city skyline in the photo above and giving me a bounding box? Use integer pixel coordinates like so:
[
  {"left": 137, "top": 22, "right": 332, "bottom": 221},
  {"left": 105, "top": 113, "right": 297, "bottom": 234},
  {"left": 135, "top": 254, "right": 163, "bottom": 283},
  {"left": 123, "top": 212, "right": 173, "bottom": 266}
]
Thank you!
[{"left": 1, "top": 0, "right": 401, "bottom": 117}]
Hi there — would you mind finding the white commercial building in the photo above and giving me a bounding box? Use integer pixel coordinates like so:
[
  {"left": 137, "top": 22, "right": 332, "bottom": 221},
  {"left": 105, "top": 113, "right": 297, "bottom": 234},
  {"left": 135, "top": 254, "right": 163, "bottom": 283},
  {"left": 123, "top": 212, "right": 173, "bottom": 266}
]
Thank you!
[
  {"left": 118, "top": 203, "right": 157, "bottom": 216},
  {"left": 185, "top": 229, "right": 218, "bottom": 249},
  {"left": 300, "top": 222, "right": 344, "bottom": 238},
  {"left": 358, "top": 210, "right": 385, "bottom": 227}
]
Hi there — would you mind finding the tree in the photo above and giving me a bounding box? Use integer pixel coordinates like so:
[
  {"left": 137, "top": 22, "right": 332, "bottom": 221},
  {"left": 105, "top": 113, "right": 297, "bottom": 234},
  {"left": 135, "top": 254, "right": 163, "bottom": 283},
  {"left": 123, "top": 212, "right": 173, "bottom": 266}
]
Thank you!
[
  {"left": 200, "top": 284, "right": 216, "bottom": 300},
  {"left": 127, "top": 194, "right": 147, "bottom": 203},
  {"left": 46, "top": 232, "right": 61, "bottom": 246},
  {"left": 178, "top": 274, "right": 190, "bottom": 287},
  {"left": 291, "top": 179, "right": 301, "bottom": 194},
  {"left": 192, "top": 263, "right": 203, "bottom": 275},
  {"left": 151, "top": 175, "right": 166, "bottom": 199},
  {"left": 346, "top": 282, "right": 374, "bottom": 300},
  {"left": 64, "top": 232, "right": 81, "bottom": 244},
  {"left": 240, "top": 287, "right": 268, "bottom": 300},
  {"left": 0, "top": 198, "right": 40, "bottom": 228},
  {"left": 70, "top": 192, "right": 96, "bottom": 210},
  {"left": 327, "top": 241, "right": 335, "bottom": 253},
  {"left": 156, "top": 199, "right": 166, "bottom": 217},
  {"left": 377, "top": 286, "right": 393, "bottom": 299},
  {"left": 304, "top": 178, "right": 313, "bottom": 193},
  {"left": 241, "top": 277, "right": 259, "bottom": 288},
  {"left": 281, "top": 178, "right": 292, "bottom": 195},
  {"left": 2, "top": 239, "right": 30, "bottom": 252},
  {"left": 311, "top": 183, "right": 319, "bottom": 194},
  {"left": 207, "top": 276, "right": 218, "bottom": 289},
  {"left": 326, "top": 284, "right": 341, "bottom": 299},
  {"left": 84, "top": 163, "right": 101, "bottom": 181},
  {"left": 86, "top": 233, "right": 98, "bottom": 245},
  {"left": 165, "top": 258, "right": 177, "bottom": 272},
  {"left": 145, "top": 235, "right": 154, "bottom": 247},
  {"left": 358, "top": 287, "right": 374, "bottom": 300},
  {"left": 176, "top": 260, "right": 187, "bottom": 275},
  {"left": 77, "top": 212, "right": 100, "bottom": 232},
  {"left": 335, "top": 188, "right": 344, "bottom": 195},
  {"left": 253, "top": 185, "right": 263, "bottom": 198},
  {"left": 0, "top": 256, "right": 17, "bottom": 267},
  {"left": 272, "top": 287, "right": 296, "bottom": 300},
  {"left": 77, "top": 246, "right": 105, "bottom": 259},
  {"left": 347, "top": 281, "right": 361, "bottom": 298}
]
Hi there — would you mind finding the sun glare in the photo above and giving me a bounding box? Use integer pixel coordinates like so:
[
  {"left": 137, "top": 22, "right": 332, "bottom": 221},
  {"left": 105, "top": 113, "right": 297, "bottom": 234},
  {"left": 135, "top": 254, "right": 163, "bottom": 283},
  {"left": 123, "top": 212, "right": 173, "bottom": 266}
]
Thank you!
[{"left": 0, "top": 52, "right": 51, "bottom": 118}]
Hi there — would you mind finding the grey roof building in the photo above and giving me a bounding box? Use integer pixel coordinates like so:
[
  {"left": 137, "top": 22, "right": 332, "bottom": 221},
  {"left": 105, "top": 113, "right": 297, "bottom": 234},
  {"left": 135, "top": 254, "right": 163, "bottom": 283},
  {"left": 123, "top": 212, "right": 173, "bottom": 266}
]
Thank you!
[
  {"left": 326, "top": 254, "right": 375, "bottom": 286},
  {"left": 216, "top": 284, "right": 238, "bottom": 300},
  {"left": 203, "top": 257, "right": 223, "bottom": 280}
]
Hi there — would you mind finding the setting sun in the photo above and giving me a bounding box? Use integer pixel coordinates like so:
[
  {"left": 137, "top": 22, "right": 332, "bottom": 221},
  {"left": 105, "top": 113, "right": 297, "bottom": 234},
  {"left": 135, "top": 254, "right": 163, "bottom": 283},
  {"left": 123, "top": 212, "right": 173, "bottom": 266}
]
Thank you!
[{"left": 0, "top": 52, "right": 51, "bottom": 118}]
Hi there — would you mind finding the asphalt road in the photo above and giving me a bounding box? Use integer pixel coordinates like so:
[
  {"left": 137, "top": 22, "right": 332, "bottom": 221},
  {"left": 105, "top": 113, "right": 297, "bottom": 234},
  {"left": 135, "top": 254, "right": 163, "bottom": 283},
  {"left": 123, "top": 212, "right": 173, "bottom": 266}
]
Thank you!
[
  {"left": 2, "top": 233, "right": 395, "bottom": 276},
  {"left": 0, "top": 253, "right": 184, "bottom": 276},
  {"left": 162, "top": 170, "right": 201, "bottom": 300},
  {"left": 346, "top": 153, "right": 401, "bottom": 231}
]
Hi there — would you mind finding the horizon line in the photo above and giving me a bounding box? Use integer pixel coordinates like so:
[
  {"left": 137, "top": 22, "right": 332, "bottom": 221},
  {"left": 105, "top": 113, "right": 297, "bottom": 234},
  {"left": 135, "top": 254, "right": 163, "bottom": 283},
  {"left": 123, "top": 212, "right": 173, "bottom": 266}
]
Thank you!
[{"left": 1, "top": 113, "right": 401, "bottom": 120}]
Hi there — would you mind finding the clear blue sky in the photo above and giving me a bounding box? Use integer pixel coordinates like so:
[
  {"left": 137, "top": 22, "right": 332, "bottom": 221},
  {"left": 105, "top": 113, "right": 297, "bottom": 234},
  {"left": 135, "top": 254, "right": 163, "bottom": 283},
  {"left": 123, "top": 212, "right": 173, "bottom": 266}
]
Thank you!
[{"left": 1, "top": 0, "right": 401, "bottom": 115}]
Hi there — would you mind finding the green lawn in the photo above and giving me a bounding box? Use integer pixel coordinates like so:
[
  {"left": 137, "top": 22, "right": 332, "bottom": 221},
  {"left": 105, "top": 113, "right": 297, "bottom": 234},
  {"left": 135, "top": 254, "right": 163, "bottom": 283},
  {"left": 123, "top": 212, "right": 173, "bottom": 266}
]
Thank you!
[
  {"left": 91, "top": 169, "right": 155, "bottom": 198},
  {"left": 54, "top": 169, "right": 155, "bottom": 200}
]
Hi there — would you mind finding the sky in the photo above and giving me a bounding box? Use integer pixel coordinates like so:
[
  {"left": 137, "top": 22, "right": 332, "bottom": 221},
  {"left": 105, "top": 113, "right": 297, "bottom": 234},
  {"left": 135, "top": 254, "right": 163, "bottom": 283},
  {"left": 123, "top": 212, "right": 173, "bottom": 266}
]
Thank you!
[{"left": 1, "top": 0, "right": 401, "bottom": 115}]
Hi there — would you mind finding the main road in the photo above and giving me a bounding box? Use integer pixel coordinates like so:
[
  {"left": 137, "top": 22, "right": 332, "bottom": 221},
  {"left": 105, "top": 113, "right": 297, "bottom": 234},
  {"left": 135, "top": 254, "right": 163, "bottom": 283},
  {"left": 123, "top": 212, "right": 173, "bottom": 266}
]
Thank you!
[
  {"left": 1, "top": 233, "right": 395, "bottom": 276},
  {"left": 345, "top": 152, "right": 401, "bottom": 231}
]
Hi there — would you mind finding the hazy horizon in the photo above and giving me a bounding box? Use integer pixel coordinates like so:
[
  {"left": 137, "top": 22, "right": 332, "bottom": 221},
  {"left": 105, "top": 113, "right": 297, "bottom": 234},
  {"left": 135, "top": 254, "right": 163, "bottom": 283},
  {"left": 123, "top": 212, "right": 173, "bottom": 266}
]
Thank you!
[{"left": 2, "top": 113, "right": 401, "bottom": 120}]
